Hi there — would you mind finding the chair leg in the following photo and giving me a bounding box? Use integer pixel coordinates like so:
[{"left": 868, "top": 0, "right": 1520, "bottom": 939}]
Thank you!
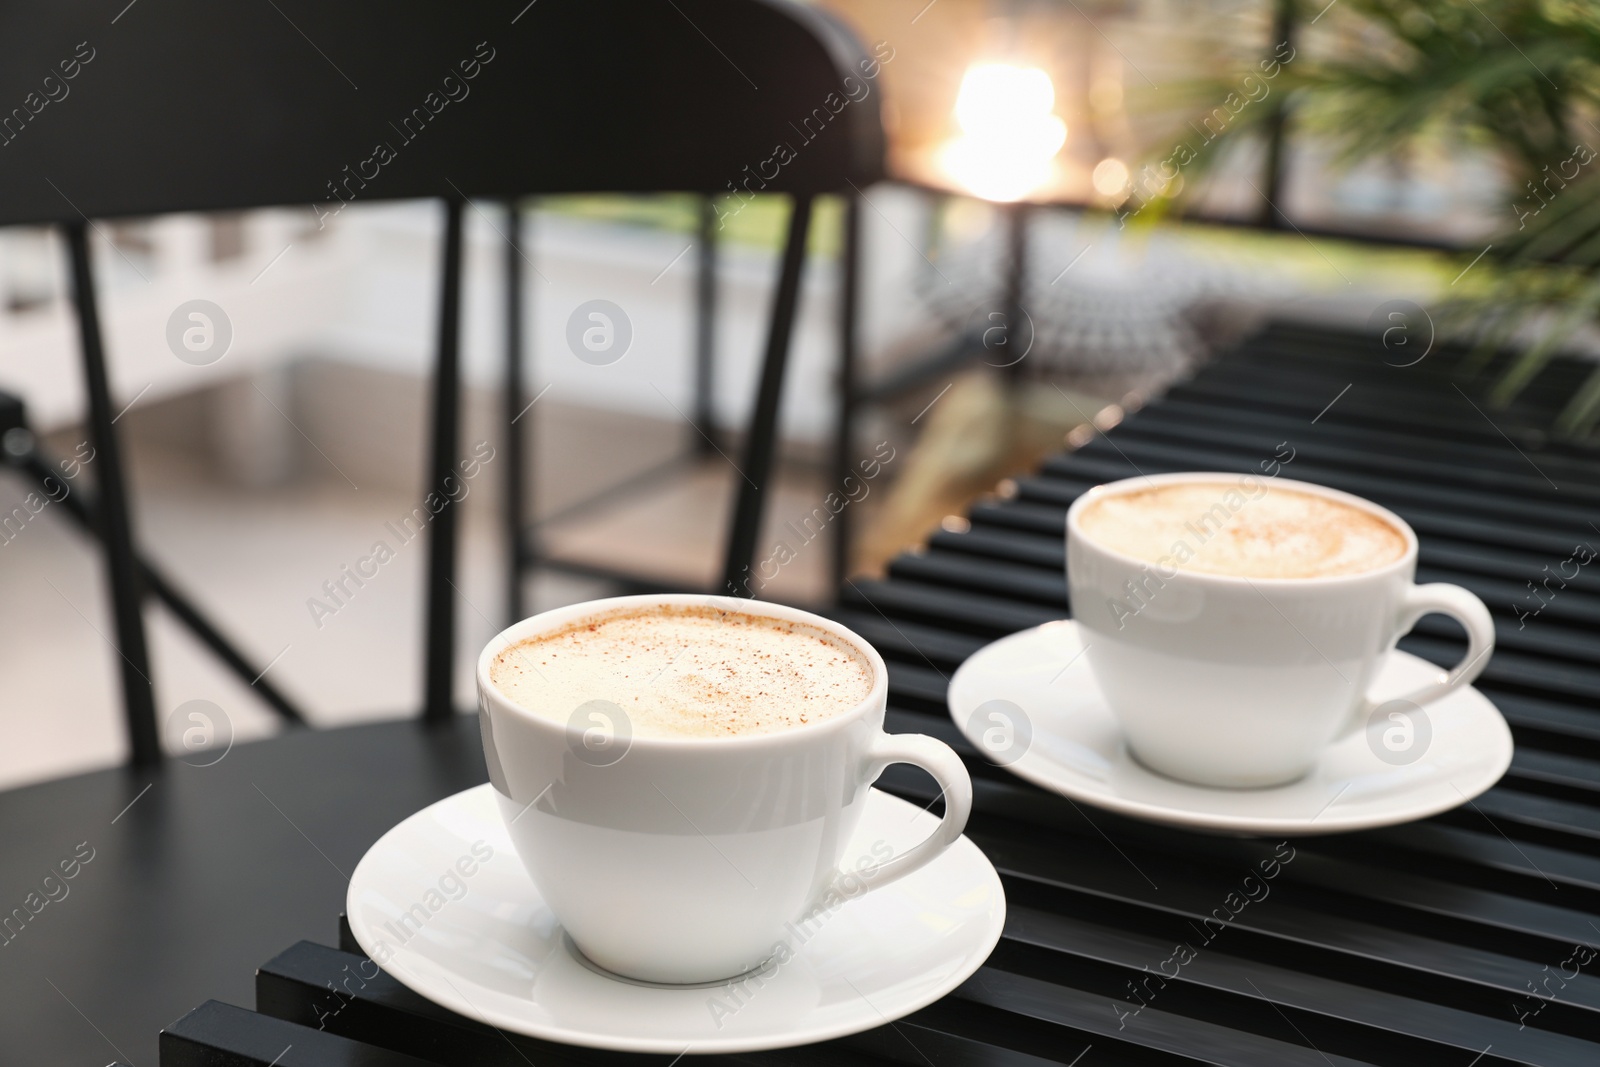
[
  {"left": 63, "top": 221, "right": 161, "bottom": 766},
  {"left": 831, "top": 193, "right": 862, "bottom": 599},
  {"left": 10, "top": 438, "right": 307, "bottom": 724},
  {"left": 504, "top": 200, "right": 527, "bottom": 626},
  {"left": 1001, "top": 201, "right": 1031, "bottom": 383},
  {"left": 424, "top": 198, "right": 465, "bottom": 723},
  {"left": 720, "top": 194, "right": 813, "bottom": 597},
  {"left": 693, "top": 196, "right": 719, "bottom": 455}
]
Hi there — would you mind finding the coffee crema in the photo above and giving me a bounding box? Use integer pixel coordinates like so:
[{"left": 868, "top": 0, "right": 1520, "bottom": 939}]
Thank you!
[
  {"left": 489, "top": 604, "right": 874, "bottom": 738},
  {"left": 1078, "top": 480, "right": 1406, "bottom": 579}
]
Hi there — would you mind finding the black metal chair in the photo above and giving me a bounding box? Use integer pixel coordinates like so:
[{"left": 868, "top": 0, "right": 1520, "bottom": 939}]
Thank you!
[{"left": 0, "top": 0, "right": 885, "bottom": 764}]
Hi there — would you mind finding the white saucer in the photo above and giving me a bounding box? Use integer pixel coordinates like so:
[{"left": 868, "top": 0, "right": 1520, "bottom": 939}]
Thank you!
[
  {"left": 346, "top": 784, "right": 1005, "bottom": 1054},
  {"left": 948, "top": 620, "right": 1513, "bottom": 836}
]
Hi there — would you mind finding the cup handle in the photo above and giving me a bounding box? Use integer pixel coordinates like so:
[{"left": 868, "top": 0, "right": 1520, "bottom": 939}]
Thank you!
[
  {"left": 1341, "top": 582, "right": 1495, "bottom": 737},
  {"left": 849, "top": 733, "right": 973, "bottom": 890}
]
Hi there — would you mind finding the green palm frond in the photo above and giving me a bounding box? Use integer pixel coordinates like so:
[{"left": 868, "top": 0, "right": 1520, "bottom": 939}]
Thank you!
[
  {"left": 1446, "top": 171, "right": 1600, "bottom": 417},
  {"left": 1153, "top": 0, "right": 1600, "bottom": 436}
]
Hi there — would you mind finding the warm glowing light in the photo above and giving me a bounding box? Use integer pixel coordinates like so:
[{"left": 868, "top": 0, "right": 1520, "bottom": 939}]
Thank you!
[
  {"left": 1092, "top": 158, "right": 1129, "bottom": 197},
  {"left": 939, "top": 64, "right": 1068, "bottom": 202}
]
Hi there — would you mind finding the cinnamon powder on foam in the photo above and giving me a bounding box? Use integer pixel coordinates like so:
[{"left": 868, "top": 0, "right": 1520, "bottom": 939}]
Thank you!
[
  {"left": 1079, "top": 482, "right": 1406, "bottom": 579},
  {"left": 490, "top": 605, "right": 874, "bottom": 738}
]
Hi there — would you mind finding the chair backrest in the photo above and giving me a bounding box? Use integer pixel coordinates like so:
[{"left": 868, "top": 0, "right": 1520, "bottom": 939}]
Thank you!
[
  {"left": 0, "top": 0, "right": 887, "bottom": 758},
  {"left": 0, "top": 0, "right": 886, "bottom": 222}
]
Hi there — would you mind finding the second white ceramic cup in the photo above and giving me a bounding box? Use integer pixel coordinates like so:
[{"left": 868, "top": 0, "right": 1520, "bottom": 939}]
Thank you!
[
  {"left": 1066, "top": 473, "right": 1495, "bottom": 788},
  {"left": 475, "top": 594, "right": 973, "bottom": 984}
]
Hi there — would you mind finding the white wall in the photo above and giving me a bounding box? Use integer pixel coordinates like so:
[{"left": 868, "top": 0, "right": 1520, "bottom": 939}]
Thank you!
[{"left": 0, "top": 188, "right": 940, "bottom": 444}]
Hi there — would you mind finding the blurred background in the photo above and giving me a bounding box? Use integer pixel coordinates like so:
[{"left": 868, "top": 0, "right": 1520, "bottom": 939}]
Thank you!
[{"left": 2, "top": 0, "right": 1593, "bottom": 786}]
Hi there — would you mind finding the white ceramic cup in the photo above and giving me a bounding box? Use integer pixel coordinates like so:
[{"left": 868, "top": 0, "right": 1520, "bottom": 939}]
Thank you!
[
  {"left": 1066, "top": 472, "right": 1495, "bottom": 788},
  {"left": 475, "top": 594, "right": 973, "bottom": 985}
]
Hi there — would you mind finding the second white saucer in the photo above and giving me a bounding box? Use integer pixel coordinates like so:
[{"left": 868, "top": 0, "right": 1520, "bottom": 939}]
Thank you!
[{"left": 948, "top": 620, "right": 1512, "bottom": 835}]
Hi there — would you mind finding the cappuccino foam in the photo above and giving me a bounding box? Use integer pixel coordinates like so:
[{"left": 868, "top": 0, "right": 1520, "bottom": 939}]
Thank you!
[
  {"left": 1078, "top": 480, "right": 1406, "bottom": 579},
  {"left": 490, "top": 604, "right": 874, "bottom": 739}
]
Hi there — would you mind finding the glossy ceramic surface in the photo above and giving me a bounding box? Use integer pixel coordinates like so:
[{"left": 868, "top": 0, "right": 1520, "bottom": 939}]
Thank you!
[
  {"left": 1066, "top": 473, "right": 1496, "bottom": 786},
  {"left": 475, "top": 594, "right": 973, "bottom": 983},
  {"left": 347, "top": 784, "right": 1006, "bottom": 1053},
  {"left": 948, "top": 620, "right": 1512, "bottom": 835}
]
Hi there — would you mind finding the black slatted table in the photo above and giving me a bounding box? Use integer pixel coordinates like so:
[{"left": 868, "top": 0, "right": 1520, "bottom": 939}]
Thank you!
[
  {"left": 20, "top": 321, "right": 1600, "bottom": 1065},
  {"left": 835, "top": 321, "right": 1600, "bottom": 1067}
]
